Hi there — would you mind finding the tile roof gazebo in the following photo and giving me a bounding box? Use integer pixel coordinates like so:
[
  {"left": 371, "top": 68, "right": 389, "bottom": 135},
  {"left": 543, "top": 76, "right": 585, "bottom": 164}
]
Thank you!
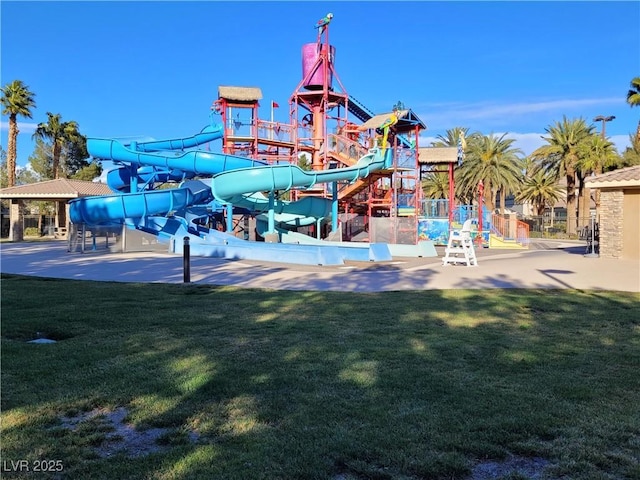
[{"left": 0, "top": 178, "right": 113, "bottom": 241}]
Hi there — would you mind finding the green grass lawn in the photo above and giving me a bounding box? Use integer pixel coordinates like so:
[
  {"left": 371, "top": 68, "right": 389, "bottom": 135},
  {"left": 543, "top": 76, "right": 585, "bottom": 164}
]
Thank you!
[{"left": 1, "top": 274, "right": 639, "bottom": 480}]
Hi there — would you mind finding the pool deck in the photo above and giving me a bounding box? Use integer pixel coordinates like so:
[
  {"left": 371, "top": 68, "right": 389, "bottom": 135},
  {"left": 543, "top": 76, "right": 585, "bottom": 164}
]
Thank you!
[{"left": 1, "top": 240, "right": 638, "bottom": 293}]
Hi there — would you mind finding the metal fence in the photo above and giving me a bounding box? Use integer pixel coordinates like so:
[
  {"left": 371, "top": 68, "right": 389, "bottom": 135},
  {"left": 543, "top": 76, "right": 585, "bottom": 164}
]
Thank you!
[{"left": 521, "top": 216, "right": 596, "bottom": 238}]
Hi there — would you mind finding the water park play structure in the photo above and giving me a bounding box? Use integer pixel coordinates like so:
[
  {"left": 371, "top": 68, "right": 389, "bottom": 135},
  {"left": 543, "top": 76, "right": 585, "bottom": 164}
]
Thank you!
[{"left": 68, "top": 14, "right": 528, "bottom": 265}]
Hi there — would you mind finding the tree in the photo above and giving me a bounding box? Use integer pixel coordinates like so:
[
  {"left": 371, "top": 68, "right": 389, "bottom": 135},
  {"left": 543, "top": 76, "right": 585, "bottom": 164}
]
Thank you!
[
  {"left": 515, "top": 167, "right": 563, "bottom": 216},
  {"left": 531, "top": 117, "right": 594, "bottom": 235},
  {"left": 0, "top": 146, "right": 7, "bottom": 188},
  {"left": 32, "top": 112, "right": 84, "bottom": 179},
  {"left": 72, "top": 161, "right": 102, "bottom": 181},
  {"left": 421, "top": 171, "right": 450, "bottom": 200},
  {"left": 457, "top": 133, "right": 523, "bottom": 214},
  {"left": 627, "top": 76, "right": 640, "bottom": 147},
  {"left": 1, "top": 145, "right": 40, "bottom": 187},
  {"left": 627, "top": 76, "right": 640, "bottom": 107},
  {"left": 577, "top": 134, "right": 619, "bottom": 214},
  {"left": 27, "top": 137, "right": 53, "bottom": 180},
  {"left": 620, "top": 133, "right": 640, "bottom": 167},
  {"left": 28, "top": 131, "right": 92, "bottom": 180},
  {"left": 297, "top": 152, "right": 312, "bottom": 171},
  {"left": 430, "top": 127, "right": 471, "bottom": 148},
  {"left": 0, "top": 80, "right": 36, "bottom": 187},
  {"left": 62, "top": 134, "right": 91, "bottom": 176}
]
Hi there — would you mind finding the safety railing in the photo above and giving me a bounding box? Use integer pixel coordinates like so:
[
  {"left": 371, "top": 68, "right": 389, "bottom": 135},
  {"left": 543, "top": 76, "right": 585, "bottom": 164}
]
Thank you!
[
  {"left": 328, "top": 133, "right": 368, "bottom": 163},
  {"left": 491, "top": 213, "right": 530, "bottom": 246},
  {"left": 256, "top": 120, "right": 294, "bottom": 144},
  {"left": 394, "top": 148, "right": 416, "bottom": 169}
]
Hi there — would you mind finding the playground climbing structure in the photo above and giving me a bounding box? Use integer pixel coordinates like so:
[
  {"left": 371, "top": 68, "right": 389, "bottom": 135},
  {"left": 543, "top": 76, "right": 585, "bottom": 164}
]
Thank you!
[{"left": 68, "top": 14, "right": 453, "bottom": 264}]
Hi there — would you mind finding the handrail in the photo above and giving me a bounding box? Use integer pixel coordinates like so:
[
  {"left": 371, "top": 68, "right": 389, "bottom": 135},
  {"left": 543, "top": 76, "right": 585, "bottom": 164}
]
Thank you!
[
  {"left": 347, "top": 95, "right": 375, "bottom": 121},
  {"left": 491, "top": 213, "right": 530, "bottom": 246},
  {"left": 256, "top": 120, "right": 294, "bottom": 143},
  {"left": 328, "top": 133, "right": 368, "bottom": 164}
]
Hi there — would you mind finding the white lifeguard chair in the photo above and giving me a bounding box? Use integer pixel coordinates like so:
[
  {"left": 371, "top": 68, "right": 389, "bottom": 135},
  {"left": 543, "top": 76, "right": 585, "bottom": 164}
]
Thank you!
[{"left": 442, "top": 219, "right": 478, "bottom": 267}]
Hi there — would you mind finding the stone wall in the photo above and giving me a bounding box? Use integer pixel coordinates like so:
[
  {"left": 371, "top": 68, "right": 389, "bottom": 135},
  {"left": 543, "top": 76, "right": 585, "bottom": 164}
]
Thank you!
[
  {"left": 599, "top": 189, "right": 623, "bottom": 258},
  {"left": 9, "top": 200, "right": 24, "bottom": 242}
]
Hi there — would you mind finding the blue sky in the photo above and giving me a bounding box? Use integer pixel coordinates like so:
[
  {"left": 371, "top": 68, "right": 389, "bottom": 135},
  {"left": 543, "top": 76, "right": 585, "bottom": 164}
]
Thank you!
[{"left": 1, "top": 1, "right": 639, "bottom": 170}]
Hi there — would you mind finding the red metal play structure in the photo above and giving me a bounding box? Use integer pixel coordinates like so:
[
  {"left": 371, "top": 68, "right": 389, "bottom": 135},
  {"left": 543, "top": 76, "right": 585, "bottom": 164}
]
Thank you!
[{"left": 210, "top": 14, "right": 496, "bottom": 248}]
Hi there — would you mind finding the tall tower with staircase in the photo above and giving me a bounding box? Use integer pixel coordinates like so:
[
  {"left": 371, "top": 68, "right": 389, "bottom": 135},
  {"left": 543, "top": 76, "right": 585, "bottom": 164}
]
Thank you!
[
  {"left": 287, "top": 14, "right": 428, "bottom": 244},
  {"left": 289, "top": 14, "right": 351, "bottom": 176}
]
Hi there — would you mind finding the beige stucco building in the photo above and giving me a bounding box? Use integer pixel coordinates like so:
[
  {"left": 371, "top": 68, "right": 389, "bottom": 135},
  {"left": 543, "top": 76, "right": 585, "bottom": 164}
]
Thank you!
[{"left": 586, "top": 165, "right": 640, "bottom": 261}]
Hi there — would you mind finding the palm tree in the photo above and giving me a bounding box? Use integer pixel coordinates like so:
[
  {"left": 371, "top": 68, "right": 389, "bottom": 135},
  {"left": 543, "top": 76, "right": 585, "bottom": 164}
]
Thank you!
[
  {"left": 620, "top": 132, "right": 640, "bottom": 167},
  {"left": 627, "top": 77, "right": 640, "bottom": 107},
  {"left": 627, "top": 77, "right": 640, "bottom": 146},
  {"left": 457, "top": 133, "right": 523, "bottom": 213},
  {"left": 421, "top": 171, "right": 450, "bottom": 217},
  {"left": 32, "top": 112, "right": 82, "bottom": 179},
  {"left": 421, "top": 171, "right": 449, "bottom": 199},
  {"left": 430, "top": 127, "right": 471, "bottom": 148},
  {"left": 577, "top": 134, "right": 619, "bottom": 213},
  {"left": 0, "top": 80, "right": 36, "bottom": 187},
  {"left": 516, "top": 167, "right": 563, "bottom": 217},
  {"left": 531, "top": 117, "right": 594, "bottom": 235}
]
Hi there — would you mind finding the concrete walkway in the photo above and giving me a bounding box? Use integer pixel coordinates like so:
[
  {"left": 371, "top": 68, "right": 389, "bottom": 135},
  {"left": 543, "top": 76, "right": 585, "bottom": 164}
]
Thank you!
[{"left": 0, "top": 241, "right": 638, "bottom": 293}]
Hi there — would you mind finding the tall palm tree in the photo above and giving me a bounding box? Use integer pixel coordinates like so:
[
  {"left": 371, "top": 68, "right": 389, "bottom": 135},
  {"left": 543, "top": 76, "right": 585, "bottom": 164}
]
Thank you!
[
  {"left": 577, "top": 134, "right": 619, "bottom": 213},
  {"left": 516, "top": 168, "right": 563, "bottom": 216},
  {"left": 0, "top": 80, "right": 36, "bottom": 187},
  {"left": 430, "top": 127, "right": 471, "bottom": 148},
  {"left": 627, "top": 76, "right": 640, "bottom": 146},
  {"left": 32, "top": 112, "right": 81, "bottom": 179},
  {"left": 531, "top": 117, "right": 594, "bottom": 235},
  {"left": 457, "top": 133, "right": 523, "bottom": 213}
]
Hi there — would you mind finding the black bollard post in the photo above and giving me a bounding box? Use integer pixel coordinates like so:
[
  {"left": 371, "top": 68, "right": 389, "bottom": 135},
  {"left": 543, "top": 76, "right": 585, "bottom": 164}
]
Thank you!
[{"left": 183, "top": 236, "right": 191, "bottom": 283}]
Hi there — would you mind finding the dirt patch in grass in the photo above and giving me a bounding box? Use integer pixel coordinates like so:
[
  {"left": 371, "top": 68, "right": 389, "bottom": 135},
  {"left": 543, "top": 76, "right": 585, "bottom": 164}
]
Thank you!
[
  {"left": 60, "top": 407, "right": 198, "bottom": 458},
  {"left": 469, "top": 455, "right": 551, "bottom": 479}
]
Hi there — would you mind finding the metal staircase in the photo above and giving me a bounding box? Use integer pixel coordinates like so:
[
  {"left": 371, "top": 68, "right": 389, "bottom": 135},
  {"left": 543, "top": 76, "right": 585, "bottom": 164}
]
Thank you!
[{"left": 347, "top": 95, "right": 375, "bottom": 122}]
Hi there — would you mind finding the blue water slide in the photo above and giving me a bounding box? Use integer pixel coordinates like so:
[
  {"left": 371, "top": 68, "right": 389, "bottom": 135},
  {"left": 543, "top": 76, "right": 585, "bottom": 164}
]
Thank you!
[
  {"left": 98, "top": 124, "right": 232, "bottom": 192},
  {"left": 69, "top": 182, "right": 212, "bottom": 225},
  {"left": 70, "top": 130, "right": 267, "bottom": 226},
  {"left": 228, "top": 193, "right": 332, "bottom": 220},
  {"left": 88, "top": 138, "right": 267, "bottom": 175},
  {"left": 129, "top": 124, "right": 223, "bottom": 152},
  {"left": 106, "top": 165, "right": 193, "bottom": 192},
  {"left": 211, "top": 148, "right": 391, "bottom": 202},
  {"left": 69, "top": 132, "right": 393, "bottom": 265}
]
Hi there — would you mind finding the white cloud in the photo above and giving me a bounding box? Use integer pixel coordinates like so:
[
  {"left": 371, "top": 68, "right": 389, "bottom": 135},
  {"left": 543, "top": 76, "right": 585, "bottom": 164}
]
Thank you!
[
  {"left": 0, "top": 121, "right": 39, "bottom": 134},
  {"left": 447, "top": 98, "right": 620, "bottom": 121},
  {"left": 418, "top": 97, "right": 624, "bottom": 131}
]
